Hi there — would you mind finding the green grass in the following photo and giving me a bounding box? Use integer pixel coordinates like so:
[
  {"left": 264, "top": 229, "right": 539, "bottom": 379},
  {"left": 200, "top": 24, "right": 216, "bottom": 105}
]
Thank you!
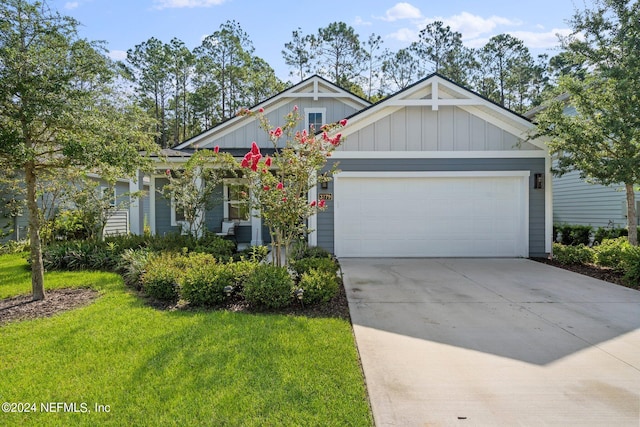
[{"left": 0, "top": 254, "right": 372, "bottom": 426}]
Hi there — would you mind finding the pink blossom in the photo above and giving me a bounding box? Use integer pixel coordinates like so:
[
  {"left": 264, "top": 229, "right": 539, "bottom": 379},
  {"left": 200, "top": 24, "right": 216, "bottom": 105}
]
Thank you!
[
  {"left": 322, "top": 132, "right": 330, "bottom": 142},
  {"left": 165, "top": 169, "right": 171, "bottom": 176},
  {"left": 251, "top": 141, "right": 260, "bottom": 155},
  {"left": 262, "top": 168, "right": 268, "bottom": 174},
  {"left": 282, "top": 197, "right": 287, "bottom": 202},
  {"left": 214, "top": 145, "right": 220, "bottom": 153},
  {"left": 273, "top": 127, "right": 283, "bottom": 138},
  {"left": 319, "top": 200, "right": 326, "bottom": 208},
  {"left": 263, "top": 185, "right": 270, "bottom": 191},
  {"left": 241, "top": 158, "right": 250, "bottom": 168},
  {"left": 310, "top": 200, "right": 317, "bottom": 207},
  {"left": 265, "top": 156, "right": 272, "bottom": 167},
  {"left": 259, "top": 107, "right": 264, "bottom": 113},
  {"left": 293, "top": 105, "right": 298, "bottom": 112},
  {"left": 276, "top": 182, "right": 284, "bottom": 190},
  {"left": 340, "top": 119, "right": 348, "bottom": 126}
]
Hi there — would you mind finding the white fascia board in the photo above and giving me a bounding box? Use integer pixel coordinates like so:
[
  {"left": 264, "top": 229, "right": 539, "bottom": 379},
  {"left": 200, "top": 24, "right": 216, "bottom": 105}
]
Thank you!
[
  {"left": 330, "top": 150, "right": 546, "bottom": 159},
  {"left": 334, "top": 171, "right": 531, "bottom": 179}
]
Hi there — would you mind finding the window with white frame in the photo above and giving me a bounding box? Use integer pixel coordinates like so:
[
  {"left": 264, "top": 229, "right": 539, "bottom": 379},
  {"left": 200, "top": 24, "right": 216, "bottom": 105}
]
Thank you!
[
  {"left": 170, "top": 198, "right": 186, "bottom": 226},
  {"left": 305, "top": 108, "right": 326, "bottom": 133},
  {"left": 224, "top": 179, "right": 250, "bottom": 223}
]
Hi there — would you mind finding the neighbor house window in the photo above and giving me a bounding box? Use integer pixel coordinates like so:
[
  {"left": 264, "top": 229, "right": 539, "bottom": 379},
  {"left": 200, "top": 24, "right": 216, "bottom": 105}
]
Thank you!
[
  {"left": 305, "top": 108, "right": 326, "bottom": 133},
  {"left": 224, "top": 179, "right": 250, "bottom": 223}
]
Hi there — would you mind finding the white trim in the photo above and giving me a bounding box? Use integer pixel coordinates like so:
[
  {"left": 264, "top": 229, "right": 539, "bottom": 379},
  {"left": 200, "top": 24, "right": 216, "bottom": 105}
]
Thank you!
[
  {"left": 333, "top": 170, "right": 530, "bottom": 258},
  {"left": 149, "top": 176, "right": 156, "bottom": 235},
  {"left": 129, "top": 171, "right": 144, "bottom": 235},
  {"left": 331, "top": 151, "right": 545, "bottom": 159},
  {"left": 170, "top": 198, "right": 186, "bottom": 227},
  {"left": 335, "top": 171, "right": 531, "bottom": 179},
  {"left": 308, "top": 176, "right": 318, "bottom": 247},
  {"left": 223, "top": 178, "right": 251, "bottom": 225},
  {"left": 545, "top": 154, "right": 553, "bottom": 255}
]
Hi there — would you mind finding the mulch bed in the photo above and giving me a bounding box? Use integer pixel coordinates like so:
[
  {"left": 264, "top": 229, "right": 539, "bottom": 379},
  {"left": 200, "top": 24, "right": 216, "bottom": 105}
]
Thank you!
[
  {"left": 531, "top": 257, "right": 637, "bottom": 290},
  {"left": 0, "top": 288, "right": 100, "bottom": 326}
]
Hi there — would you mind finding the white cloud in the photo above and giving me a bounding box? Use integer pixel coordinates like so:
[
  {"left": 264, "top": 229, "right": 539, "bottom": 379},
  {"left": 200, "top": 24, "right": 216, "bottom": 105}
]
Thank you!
[
  {"left": 354, "top": 16, "right": 372, "bottom": 26},
  {"left": 438, "top": 12, "right": 520, "bottom": 39},
  {"left": 64, "top": 2, "right": 79, "bottom": 9},
  {"left": 153, "top": 0, "right": 226, "bottom": 9},
  {"left": 380, "top": 2, "right": 422, "bottom": 22},
  {"left": 509, "top": 28, "right": 571, "bottom": 49},
  {"left": 386, "top": 27, "right": 419, "bottom": 43},
  {"left": 108, "top": 50, "right": 128, "bottom": 61}
]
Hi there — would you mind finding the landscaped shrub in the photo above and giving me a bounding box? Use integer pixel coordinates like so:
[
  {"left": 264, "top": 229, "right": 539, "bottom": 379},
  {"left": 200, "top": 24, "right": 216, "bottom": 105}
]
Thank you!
[
  {"left": 622, "top": 246, "right": 640, "bottom": 288},
  {"left": 552, "top": 243, "right": 594, "bottom": 265},
  {"left": 593, "top": 237, "right": 630, "bottom": 271},
  {"left": 243, "top": 264, "right": 294, "bottom": 309},
  {"left": 593, "top": 227, "right": 628, "bottom": 245},
  {"left": 290, "top": 256, "right": 338, "bottom": 278},
  {"left": 141, "top": 254, "right": 181, "bottom": 302},
  {"left": 232, "top": 245, "right": 269, "bottom": 262},
  {"left": 555, "top": 224, "right": 592, "bottom": 246},
  {"left": 226, "top": 259, "right": 259, "bottom": 289},
  {"left": 194, "top": 232, "right": 236, "bottom": 259},
  {"left": 0, "top": 240, "right": 30, "bottom": 255},
  {"left": 181, "top": 261, "right": 236, "bottom": 306},
  {"left": 42, "top": 240, "right": 116, "bottom": 271},
  {"left": 297, "top": 269, "right": 339, "bottom": 305},
  {"left": 117, "top": 248, "right": 153, "bottom": 289},
  {"left": 290, "top": 241, "right": 334, "bottom": 261}
]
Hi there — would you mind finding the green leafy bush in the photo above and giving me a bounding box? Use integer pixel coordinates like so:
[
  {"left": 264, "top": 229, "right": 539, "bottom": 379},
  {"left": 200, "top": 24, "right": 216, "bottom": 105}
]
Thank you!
[
  {"left": 622, "top": 246, "right": 640, "bottom": 288},
  {"left": 552, "top": 243, "right": 594, "bottom": 265},
  {"left": 193, "top": 232, "right": 236, "bottom": 259},
  {"left": 232, "top": 245, "right": 269, "bottom": 262},
  {"left": 593, "top": 227, "right": 628, "bottom": 245},
  {"left": 243, "top": 264, "right": 293, "bottom": 309},
  {"left": 593, "top": 237, "right": 630, "bottom": 271},
  {"left": 181, "top": 261, "right": 236, "bottom": 306},
  {"left": 42, "top": 240, "right": 117, "bottom": 271},
  {"left": 290, "top": 256, "right": 338, "bottom": 278},
  {"left": 226, "top": 260, "right": 259, "bottom": 289},
  {"left": 290, "top": 241, "right": 334, "bottom": 261},
  {"left": 0, "top": 240, "right": 30, "bottom": 255},
  {"left": 554, "top": 224, "right": 592, "bottom": 246},
  {"left": 298, "top": 269, "right": 339, "bottom": 305},
  {"left": 141, "top": 254, "right": 181, "bottom": 302},
  {"left": 117, "top": 249, "right": 153, "bottom": 289}
]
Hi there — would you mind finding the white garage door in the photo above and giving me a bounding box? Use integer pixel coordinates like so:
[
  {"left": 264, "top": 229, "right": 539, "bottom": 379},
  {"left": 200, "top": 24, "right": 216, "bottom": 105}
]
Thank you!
[{"left": 334, "top": 172, "right": 529, "bottom": 257}]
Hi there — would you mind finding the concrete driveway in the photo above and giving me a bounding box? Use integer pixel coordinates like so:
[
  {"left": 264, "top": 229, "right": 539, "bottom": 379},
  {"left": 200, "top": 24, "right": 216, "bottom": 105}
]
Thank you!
[{"left": 341, "top": 258, "right": 640, "bottom": 426}]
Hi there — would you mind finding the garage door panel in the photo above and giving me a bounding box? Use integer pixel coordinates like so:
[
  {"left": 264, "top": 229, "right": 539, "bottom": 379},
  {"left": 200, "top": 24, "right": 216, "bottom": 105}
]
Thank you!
[{"left": 335, "top": 175, "right": 528, "bottom": 257}]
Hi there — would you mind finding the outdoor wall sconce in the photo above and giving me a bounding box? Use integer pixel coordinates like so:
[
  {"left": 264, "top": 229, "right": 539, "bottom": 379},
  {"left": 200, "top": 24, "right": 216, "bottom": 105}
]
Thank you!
[
  {"left": 320, "top": 181, "right": 329, "bottom": 189},
  {"left": 534, "top": 173, "right": 544, "bottom": 189}
]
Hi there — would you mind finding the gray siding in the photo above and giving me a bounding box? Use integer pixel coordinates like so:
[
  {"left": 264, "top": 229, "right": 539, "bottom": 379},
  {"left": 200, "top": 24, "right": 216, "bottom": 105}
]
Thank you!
[
  {"left": 317, "top": 158, "right": 547, "bottom": 257},
  {"left": 201, "top": 98, "right": 361, "bottom": 151},
  {"left": 553, "top": 170, "right": 640, "bottom": 228},
  {"left": 155, "top": 178, "right": 179, "bottom": 236},
  {"left": 340, "top": 106, "right": 541, "bottom": 152}
]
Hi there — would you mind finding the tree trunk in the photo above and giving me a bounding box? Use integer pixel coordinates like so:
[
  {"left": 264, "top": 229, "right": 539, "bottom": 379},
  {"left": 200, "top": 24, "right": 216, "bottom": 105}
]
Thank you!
[
  {"left": 625, "top": 183, "right": 637, "bottom": 246},
  {"left": 26, "top": 162, "right": 45, "bottom": 301}
]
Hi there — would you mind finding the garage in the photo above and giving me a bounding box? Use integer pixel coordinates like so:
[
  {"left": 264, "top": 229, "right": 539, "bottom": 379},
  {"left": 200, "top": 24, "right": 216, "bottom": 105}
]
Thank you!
[{"left": 333, "top": 171, "right": 530, "bottom": 258}]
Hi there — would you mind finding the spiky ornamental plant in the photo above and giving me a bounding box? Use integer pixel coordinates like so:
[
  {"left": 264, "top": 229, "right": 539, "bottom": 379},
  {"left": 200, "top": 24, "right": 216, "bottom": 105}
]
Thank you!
[{"left": 239, "top": 106, "right": 347, "bottom": 266}]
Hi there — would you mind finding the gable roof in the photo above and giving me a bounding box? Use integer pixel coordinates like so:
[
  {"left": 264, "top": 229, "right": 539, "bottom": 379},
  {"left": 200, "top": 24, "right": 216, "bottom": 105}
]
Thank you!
[
  {"left": 173, "top": 74, "right": 371, "bottom": 151},
  {"left": 338, "top": 72, "right": 546, "bottom": 151}
]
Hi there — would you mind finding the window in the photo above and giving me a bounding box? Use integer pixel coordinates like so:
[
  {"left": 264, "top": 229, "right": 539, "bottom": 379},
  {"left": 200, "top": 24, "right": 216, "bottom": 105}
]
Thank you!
[
  {"left": 305, "top": 108, "right": 326, "bottom": 133},
  {"left": 100, "top": 186, "right": 116, "bottom": 207},
  {"left": 170, "top": 198, "right": 186, "bottom": 226},
  {"left": 224, "top": 179, "right": 250, "bottom": 223}
]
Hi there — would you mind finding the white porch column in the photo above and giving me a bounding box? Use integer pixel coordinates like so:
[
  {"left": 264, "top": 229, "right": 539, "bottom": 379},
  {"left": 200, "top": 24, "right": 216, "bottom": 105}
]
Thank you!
[
  {"left": 149, "top": 176, "right": 157, "bottom": 235},
  {"left": 308, "top": 179, "right": 318, "bottom": 247},
  {"left": 250, "top": 182, "right": 263, "bottom": 246},
  {"left": 128, "top": 170, "right": 144, "bottom": 235},
  {"left": 194, "top": 167, "right": 205, "bottom": 238}
]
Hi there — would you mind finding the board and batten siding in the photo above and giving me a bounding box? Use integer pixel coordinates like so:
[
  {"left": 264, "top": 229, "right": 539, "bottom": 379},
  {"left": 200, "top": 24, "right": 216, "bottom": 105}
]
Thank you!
[
  {"left": 200, "top": 98, "right": 361, "bottom": 151},
  {"left": 553, "top": 169, "right": 640, "bottom": 228},
  {"left": 339, "top": 106, "right": 541, "bottom": 152},
  {"left": 316, "top": 158, "right": 547, "bottom": 257}
]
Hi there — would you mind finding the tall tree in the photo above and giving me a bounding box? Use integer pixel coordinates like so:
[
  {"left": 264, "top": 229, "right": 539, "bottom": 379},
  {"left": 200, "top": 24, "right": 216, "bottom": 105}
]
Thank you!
[
  {"left": 168, "top": 38, "right": 194, "bottom": 144},
  {"left": 476, "top": 34, "right": 533, "bottom": 108},
  {"left": 282, "top": 28, "right": 314, "bottom": 82},
  {"left": 411, "top": 21, "right": 476, "bottom": 85},
  {"left": 533, "top": 0, "right": 640, "bottom": 245},
  {"left": 126, "top": 37, "right": 172, "bottom": 147},
  {"left": 311, "top": 22, "right": 367, "bottom": 89},
  {"left": 0, "top": 0, "right": 156, "bottom": 300},
  {"left": 381, "top": 48, "right": 423, "bottom": 92},
  {"left": 363, "top": 33, "right": 384, "bottom": 100}
]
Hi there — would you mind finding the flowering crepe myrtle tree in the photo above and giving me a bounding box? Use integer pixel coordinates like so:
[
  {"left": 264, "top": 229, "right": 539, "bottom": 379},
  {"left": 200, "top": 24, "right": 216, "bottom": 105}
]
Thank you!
[
  {"left": 239, "top": 106, "right": 347, "bottom": 266},
  {"left": 161, "top": 149, "right": 237, "bottom": 237}
]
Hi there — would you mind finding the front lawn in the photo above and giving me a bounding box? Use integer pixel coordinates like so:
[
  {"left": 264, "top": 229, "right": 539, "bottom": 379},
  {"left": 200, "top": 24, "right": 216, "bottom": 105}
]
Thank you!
[{"left": 0, "top": 254, "right": 372, "bottom": 426}]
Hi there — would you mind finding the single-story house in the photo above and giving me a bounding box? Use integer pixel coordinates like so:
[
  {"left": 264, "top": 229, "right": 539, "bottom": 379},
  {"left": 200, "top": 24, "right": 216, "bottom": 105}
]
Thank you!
[
  {"left": 144, "top": 74, "right": 552, "bottom": 258},
  {"left": 525, "top": 104, "right": 640, "bottom": 230}
]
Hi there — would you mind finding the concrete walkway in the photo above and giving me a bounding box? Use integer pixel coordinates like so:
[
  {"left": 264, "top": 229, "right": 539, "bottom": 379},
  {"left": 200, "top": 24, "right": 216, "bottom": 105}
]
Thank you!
[{"left": 341, "top": 258, "right": 640, "bottom": 426}]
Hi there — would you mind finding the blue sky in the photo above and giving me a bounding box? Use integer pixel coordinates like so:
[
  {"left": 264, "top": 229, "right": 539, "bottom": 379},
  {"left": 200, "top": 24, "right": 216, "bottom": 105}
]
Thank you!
[{"left": 50, "top": 0, "right": 580, "bottom": 80}]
